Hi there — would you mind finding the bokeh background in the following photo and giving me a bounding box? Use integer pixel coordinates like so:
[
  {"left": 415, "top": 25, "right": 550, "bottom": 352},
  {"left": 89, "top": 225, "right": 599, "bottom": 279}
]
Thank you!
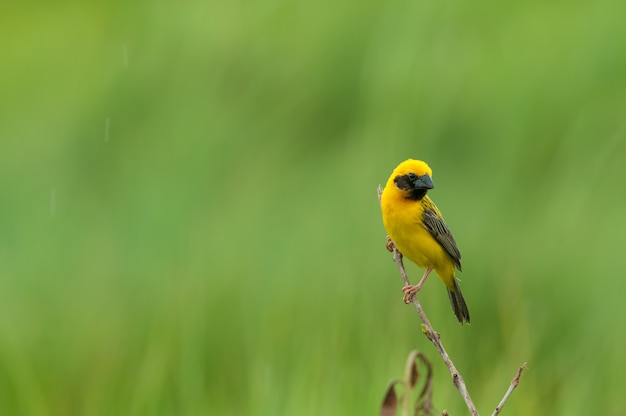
[{"left": 2, "top": 0, "right": 626, "bottom": 414}]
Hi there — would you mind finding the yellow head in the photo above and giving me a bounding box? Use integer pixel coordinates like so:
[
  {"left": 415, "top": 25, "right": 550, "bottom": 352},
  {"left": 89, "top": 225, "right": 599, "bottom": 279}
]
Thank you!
[{"left": 385, "top": 159, "right": 434, "bottom": 201}]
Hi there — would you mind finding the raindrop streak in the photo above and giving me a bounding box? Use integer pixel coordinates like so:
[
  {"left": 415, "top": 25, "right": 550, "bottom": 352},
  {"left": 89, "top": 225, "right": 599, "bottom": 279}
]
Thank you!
[
  {"left": 50, "top": 188, "right": 56, "bottom": 217},
  {"left": 105, "top": 117, "right": 110, "bottom": 143},
  {"left": 123, "top": 45, "right": 129, "bottom": 69}
]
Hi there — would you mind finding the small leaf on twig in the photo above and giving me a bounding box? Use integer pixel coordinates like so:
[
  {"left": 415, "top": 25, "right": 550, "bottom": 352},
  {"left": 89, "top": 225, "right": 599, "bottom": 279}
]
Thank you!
[
  {"left": 414, "top": 352, "right": 435, "bottom": 416},
  {"left": 381, "top": 351, "right": 436, "bottom": 416},
  {"left": 405, "top": 350, "right": 420, "bottom": 388},
  {"left": 380, "top": 380, "right": 400, "bottom": 416}
]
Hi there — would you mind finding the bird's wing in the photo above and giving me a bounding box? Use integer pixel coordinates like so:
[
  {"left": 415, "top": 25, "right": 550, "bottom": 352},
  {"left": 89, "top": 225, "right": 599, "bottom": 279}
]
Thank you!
[{"left": 422, "top": 208, "right": 462, "bottom": 271}]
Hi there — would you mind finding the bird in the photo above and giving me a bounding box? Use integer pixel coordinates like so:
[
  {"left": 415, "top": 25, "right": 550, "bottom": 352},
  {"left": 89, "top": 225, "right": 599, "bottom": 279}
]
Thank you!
[{"left": 380, "top": 159, "right": 470, "bottom": 324}]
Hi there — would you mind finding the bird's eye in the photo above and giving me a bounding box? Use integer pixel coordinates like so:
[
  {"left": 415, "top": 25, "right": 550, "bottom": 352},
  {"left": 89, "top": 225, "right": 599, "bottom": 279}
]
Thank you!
[{"left": 407, "top": 173, "right": 417, "bottom": 181}]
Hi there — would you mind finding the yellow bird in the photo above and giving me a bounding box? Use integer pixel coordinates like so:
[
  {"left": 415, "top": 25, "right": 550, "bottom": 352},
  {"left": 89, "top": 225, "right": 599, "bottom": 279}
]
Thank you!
[{"left": 381, "top": 159, "right": 470, "bottom": 324}]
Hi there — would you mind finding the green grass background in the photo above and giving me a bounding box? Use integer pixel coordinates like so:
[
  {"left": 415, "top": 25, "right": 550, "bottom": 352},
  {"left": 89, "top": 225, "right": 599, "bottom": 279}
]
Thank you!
[{"left": 2, "top": 0, "right": 626, "bottom": 414}]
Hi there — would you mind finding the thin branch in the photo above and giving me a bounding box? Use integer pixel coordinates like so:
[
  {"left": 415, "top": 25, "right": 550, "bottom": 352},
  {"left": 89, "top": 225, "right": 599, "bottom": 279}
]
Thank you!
[
  {"left": 491, "top": 363, "right": 527, "bottom": 416},
  {"left": 391, "top": 241, "right": 479, "bottom": 416}
]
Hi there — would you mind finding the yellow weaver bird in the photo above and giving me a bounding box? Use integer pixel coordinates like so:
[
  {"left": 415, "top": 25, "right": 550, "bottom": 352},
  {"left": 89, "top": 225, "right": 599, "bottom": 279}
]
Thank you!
[{"left": 381, "top": 159, "right": 470, "bottom": 324}]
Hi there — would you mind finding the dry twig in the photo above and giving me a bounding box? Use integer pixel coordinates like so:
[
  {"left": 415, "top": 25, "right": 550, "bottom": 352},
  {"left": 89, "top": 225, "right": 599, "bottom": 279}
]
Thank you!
[
  {"left": 491, "top": 363, "right": 527, "bottom": 416},
  {"left": 390, "top": 239, "right": 479, "bottom": 416}
]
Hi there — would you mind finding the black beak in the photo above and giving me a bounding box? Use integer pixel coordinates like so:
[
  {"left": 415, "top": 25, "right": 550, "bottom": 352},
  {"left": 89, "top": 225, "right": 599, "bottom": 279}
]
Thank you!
[{"left": 413, "top": 174, "right": 434, "bottom": 190}]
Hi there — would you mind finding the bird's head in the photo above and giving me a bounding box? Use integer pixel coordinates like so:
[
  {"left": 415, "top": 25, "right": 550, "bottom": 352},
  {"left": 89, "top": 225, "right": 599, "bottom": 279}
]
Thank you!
[{"left": 387, "top": 159, "right": 434, "bottom": 201}]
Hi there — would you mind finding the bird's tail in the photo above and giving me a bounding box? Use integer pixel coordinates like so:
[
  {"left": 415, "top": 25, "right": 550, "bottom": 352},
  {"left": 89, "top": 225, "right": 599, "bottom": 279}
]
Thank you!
[{"left": 447, "top": 278, "right": 470, "bottom": 324}]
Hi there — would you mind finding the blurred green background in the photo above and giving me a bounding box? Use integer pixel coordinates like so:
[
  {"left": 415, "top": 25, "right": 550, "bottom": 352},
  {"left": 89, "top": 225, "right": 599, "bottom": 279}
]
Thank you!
[{"left": 2, "top": 0, "right": 626, "bottom": 414}]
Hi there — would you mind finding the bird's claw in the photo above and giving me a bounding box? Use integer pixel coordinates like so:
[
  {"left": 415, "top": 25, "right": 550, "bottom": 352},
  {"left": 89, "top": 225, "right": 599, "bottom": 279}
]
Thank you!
[
  {"left": 385, "top": 236, "right": 395, "bottom": 252},
  {"left": 402, "top": 285, "right": 419, "bottom": 304}
]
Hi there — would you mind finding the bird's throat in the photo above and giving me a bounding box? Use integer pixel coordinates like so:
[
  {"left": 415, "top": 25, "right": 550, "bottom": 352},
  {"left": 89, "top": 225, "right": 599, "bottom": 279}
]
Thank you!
[{"left": 405, "top": 189, "right": 428, "bottom": 201}]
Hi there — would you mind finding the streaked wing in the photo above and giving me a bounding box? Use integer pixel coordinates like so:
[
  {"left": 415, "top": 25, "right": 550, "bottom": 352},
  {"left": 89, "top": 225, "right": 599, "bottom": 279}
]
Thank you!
[{"left": 422, "top": 208, "right": 462, "bottom": 271}]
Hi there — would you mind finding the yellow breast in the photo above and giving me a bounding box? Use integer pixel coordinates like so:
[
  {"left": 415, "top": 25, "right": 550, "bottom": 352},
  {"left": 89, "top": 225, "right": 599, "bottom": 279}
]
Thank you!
[
  {"left": 381, "top": 191, "right": 452, "bottom": 273},
  {"left": 384, "top": 209, "right": 439, "bottom": 265}
]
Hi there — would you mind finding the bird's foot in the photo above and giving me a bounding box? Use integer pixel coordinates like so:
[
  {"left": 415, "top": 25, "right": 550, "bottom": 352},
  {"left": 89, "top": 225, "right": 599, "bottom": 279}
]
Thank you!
[
  {"left": 401, "top": 268, "right": 432, "bottom": 304},
  {"left": 385, "top": 236, "right": 395, "bottom": 252},
  {"left": 402, "top": 285, "right": 419, "bottom": 304}
]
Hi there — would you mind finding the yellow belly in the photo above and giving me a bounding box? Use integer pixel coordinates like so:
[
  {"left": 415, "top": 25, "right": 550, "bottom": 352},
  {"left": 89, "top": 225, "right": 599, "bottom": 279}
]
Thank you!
[{"left": 382, "top": 203, "right": 456, "bottom": 289}]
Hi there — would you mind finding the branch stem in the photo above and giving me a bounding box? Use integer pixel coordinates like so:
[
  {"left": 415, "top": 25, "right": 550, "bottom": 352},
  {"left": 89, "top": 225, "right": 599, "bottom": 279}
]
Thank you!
[
  {"left": 491, "top": 363, "right": 527, "bottom": 416},
  {"left": 391, "top": 247, "right": 479, "bottom": 416}
]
